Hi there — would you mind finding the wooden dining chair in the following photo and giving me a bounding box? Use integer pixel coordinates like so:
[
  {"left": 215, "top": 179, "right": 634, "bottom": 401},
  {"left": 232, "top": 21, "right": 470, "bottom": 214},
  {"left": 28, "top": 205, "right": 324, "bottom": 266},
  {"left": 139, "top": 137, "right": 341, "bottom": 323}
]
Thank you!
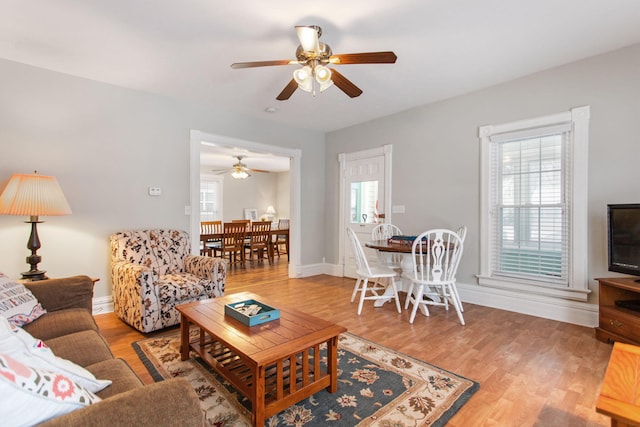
[
  {"left": 403, "top": 229, "right": 465, "bottom": 325},
  {"left": 232, "top": 218, "right": 251, "bottom": 229},
  {"left": 200, "top": 220, "right": 223, "bottom": 256},
  {"left": 274, "top": 218, "right": 290, "bottom": 260},
  {"left": 347, "top": 227, "right": 401, "bottom": 315},
  {"left": 245, "top": 221, "right": 272, "bottom": 264},
  {"left": 218, "top": 222, "right": 247, "bottom": 267}
]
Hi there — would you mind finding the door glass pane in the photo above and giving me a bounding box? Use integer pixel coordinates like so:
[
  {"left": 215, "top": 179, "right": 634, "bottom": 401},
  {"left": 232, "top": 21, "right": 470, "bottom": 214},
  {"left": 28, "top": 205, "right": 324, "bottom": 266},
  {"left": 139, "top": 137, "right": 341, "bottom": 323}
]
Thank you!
[{"left": 350, "top": 180, "right": 379, "bottom": 223}]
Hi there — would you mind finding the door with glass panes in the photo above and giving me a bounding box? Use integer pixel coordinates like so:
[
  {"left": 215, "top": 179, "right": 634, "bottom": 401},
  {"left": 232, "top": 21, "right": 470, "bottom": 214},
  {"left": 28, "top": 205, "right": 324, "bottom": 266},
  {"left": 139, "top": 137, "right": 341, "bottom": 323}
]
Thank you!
[{"left": 342, "top": 153, "right": 387, "bottom": 278}]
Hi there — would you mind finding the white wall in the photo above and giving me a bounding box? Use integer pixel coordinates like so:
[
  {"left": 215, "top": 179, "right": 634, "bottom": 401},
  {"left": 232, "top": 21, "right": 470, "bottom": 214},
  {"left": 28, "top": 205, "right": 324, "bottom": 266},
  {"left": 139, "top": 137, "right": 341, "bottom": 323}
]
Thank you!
[
  {"left": 221, "top": 172, "right": 279, "bottom": 221},
  {"left": 0, "top": 58, "right": 325, "bottom": 298},
  {"left": 275, "top": 171, "right": 290, "bottom": 220},
  {"left": 325, "top": 44, "right": 640, "bottom": 314}
]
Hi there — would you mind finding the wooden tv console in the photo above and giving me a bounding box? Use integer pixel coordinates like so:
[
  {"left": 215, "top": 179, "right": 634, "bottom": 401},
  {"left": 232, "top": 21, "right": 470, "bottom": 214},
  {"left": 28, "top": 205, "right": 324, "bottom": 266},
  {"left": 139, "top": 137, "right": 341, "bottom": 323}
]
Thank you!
[{"left": 596, "top": 277, "right": 640, "bottom": 345}]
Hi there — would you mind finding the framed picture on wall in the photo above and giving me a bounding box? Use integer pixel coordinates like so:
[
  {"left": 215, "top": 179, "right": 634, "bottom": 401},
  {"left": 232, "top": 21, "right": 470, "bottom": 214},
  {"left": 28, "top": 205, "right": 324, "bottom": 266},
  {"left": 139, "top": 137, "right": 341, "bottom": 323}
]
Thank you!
[{"left": 243, "top": 208, "right": 258, "bottom": 221}]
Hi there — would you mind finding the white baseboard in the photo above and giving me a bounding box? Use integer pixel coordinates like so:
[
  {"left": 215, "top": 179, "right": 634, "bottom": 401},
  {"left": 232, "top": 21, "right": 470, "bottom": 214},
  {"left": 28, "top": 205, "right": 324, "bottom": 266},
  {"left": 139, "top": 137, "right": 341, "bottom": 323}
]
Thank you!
[
  {"left": 92, "top": 295, "right": 113, "bottom": 315},
  {"left": 295, "top": 262, "right": 331, "bottom": 277},
  {"left": 456, "top": 282, "right": 598, "bottom": 327},
  {"left": 322, "top": 263, "right": 344, "bottom": 277}
]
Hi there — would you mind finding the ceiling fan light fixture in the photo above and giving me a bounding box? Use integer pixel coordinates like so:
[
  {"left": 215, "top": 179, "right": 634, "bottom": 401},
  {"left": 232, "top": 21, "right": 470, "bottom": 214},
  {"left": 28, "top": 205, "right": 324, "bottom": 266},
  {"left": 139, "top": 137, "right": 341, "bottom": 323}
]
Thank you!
[
  {"left": 315, "top": 65, "right": 331, "bottom": 83},
  {"left": 231, "top": 169, "right": 249, "bottom": 179},
  {"left": 293, "top": 66, "right": 313, "bottom": 92}
]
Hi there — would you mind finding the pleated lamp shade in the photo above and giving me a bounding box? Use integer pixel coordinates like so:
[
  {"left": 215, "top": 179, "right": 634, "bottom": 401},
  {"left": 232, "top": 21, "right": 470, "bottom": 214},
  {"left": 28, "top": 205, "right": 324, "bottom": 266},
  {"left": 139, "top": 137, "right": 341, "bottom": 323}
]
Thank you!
[{"left": 0, "top": 172, "right": 72, "bottom": 217}]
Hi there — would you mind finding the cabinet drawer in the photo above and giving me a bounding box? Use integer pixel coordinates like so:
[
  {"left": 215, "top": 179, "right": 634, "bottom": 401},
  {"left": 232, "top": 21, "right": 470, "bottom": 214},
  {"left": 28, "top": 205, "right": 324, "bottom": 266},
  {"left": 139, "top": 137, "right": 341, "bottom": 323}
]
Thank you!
[{"left": 600, "top": 306, "right": 640, "bottom": 342}]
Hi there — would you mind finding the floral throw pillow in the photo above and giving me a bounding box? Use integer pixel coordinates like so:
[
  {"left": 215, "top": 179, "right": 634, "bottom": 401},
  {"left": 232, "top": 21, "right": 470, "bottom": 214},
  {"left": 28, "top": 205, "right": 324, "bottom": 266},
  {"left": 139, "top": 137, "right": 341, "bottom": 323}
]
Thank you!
[
  {"left": 0, "top": 316, "right": 111, "bottom": 393},
  {"left": 0, "top": 353, "right": 101, "bottom": 426},
  {"left": 0, "top": 273, "right": 46, "bottom": 327}
]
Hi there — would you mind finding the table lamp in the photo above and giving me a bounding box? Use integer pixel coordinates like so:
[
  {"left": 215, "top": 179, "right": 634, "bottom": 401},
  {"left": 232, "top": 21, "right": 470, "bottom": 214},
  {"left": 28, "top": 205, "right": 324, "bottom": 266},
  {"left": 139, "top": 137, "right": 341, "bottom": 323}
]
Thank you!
[
  {"left": 265, "top": 205, "right": 276, "bottom": 222},
  {"left": 0, "top": 171, "right": 72, "bottom": 281}
]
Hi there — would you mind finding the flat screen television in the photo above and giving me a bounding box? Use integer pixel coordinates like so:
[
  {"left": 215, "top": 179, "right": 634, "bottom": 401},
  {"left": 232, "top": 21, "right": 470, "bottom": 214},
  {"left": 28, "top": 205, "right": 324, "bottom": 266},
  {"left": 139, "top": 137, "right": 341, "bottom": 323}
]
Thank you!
[{"left": 608, "top": 204, "right": 640, "bottom": 276}]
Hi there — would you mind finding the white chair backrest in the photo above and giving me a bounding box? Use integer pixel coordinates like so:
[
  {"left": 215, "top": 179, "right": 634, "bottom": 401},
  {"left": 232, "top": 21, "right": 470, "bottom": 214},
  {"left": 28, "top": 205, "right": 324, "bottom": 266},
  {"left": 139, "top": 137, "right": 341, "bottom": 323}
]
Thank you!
[
  {"left": 457, "top": 226, "right": 467, "bottom": 243},
  {"left": 371, "top": 224, "right": 403, "bottom": 240},
  {"left": 410, "top": 229, "right": 463, "bottom": 285},
  {"left": 347, "top": 227, "right": 372, "bottom": 276}
]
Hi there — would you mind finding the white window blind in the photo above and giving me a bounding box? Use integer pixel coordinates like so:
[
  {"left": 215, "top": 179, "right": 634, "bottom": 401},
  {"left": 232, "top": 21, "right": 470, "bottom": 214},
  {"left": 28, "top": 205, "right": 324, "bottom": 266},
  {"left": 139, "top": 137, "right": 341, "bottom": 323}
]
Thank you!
[
  {"left": 489, "top": 123, "right": 572, "bottom": 286},
  {"left": 200, "top": 180, "right": 220, "bottom": 221}
]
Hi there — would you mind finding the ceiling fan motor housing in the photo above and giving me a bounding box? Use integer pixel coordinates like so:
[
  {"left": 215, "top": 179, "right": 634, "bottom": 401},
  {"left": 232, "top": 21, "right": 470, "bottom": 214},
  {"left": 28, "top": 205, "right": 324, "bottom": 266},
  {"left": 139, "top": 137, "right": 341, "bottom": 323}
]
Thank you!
[{"left": 296, "top": 43, "right": 332, "bottom": 62}]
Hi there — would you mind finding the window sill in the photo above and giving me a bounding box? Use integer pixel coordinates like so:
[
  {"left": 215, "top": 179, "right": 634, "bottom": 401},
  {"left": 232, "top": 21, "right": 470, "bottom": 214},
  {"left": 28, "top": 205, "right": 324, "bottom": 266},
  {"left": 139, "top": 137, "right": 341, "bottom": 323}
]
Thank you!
[{"left": 477, "top": 275, "right": 591, "bottom": 302}]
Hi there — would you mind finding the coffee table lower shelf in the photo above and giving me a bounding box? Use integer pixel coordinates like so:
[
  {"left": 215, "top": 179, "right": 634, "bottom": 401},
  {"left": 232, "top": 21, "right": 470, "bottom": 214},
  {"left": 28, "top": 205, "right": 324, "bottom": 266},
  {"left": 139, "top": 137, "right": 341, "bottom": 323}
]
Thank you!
[{"left": 187, "top": 331, "right": 340, "bottom": 424}]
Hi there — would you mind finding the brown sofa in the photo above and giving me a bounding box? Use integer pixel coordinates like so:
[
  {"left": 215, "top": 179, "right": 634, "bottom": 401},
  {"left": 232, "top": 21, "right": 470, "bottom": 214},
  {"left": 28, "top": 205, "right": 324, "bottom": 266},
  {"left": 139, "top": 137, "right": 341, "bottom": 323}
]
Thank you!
[{"left": 20, "top": 275, "right": 204, "bottom": 426}]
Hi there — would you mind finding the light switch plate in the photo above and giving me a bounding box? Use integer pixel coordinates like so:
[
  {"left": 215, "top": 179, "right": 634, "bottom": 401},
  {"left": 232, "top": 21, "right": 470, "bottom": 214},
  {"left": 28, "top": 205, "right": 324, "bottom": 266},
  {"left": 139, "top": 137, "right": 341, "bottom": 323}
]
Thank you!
[
  {"left": 148, "top": 187, "right": 162, "bottom": 196},
  {"left": 392, "top": 205, "right": 406, "bottom": 214}
]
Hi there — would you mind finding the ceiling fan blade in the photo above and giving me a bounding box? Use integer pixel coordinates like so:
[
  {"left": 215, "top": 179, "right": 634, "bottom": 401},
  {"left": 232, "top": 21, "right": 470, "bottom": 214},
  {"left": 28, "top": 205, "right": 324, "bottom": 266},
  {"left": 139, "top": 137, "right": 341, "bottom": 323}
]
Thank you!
[
  {"left": 329, "top": 68, "right": 363, "bottom": 98},
  {"left": 329, "top": 51, "right": 397, "bottom": 65},
  {"left": 276, "top": 79, "right": 298, "bottom": 101},
  {"left": 295, "top": 26, "right": 320, "bottom": 53},
  {"left": 249, "top": 168, "right": 270, "bottom": 173},
  {"left": 212, "top": 169, "right": 231, "bottom": 175},
  {"left": 231, "top": 60, "right": 295, "bottom": 69}
]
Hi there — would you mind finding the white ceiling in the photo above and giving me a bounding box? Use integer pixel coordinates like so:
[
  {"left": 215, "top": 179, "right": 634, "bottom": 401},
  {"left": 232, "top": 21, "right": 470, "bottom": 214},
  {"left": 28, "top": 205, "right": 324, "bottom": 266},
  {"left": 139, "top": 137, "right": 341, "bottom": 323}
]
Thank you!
[{"left": 3, "top": 0, "right": 640, "bottom": 170}]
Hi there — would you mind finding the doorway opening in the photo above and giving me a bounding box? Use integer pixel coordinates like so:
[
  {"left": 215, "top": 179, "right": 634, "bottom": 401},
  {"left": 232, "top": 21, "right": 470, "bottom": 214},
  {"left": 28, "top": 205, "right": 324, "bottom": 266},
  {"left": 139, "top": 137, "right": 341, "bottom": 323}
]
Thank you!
[{"left": 189, "top": 130, "right": 301, "bottom": 278}]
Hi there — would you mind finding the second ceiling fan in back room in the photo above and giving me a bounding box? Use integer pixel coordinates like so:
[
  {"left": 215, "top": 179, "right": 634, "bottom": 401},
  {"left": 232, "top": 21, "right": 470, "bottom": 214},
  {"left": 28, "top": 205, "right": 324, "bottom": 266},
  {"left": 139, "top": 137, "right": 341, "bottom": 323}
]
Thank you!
[
  {"left": 212, "top": 156, "right": 269, "bottom": 179},
  {"left": 231, "top": 25, "right": 397, "bottom": 100}
]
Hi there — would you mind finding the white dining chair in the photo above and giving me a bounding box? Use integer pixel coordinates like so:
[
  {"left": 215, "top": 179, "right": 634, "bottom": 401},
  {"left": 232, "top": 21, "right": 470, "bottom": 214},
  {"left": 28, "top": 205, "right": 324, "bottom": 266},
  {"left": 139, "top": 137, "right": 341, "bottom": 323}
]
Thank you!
[
  {"left": 451, "top": 225, "right": 467, "bottom": 313},
  {"left": 371, "top": 223, "right": 402, "bottom": 240},
  {"left": 403, "top": 228, "right": 465, "bottom": 325},
  {"left": 347, "top": 227, "right": 401, "bottom": 315},
  {"left": 371, "top": 223, "right": 403, "bottom": 269}
]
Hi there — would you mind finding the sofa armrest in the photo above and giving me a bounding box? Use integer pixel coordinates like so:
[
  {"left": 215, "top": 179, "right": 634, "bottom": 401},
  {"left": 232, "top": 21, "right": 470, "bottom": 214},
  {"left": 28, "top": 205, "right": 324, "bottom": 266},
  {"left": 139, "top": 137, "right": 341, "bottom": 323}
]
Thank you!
[
  {"left": 184, "top": 255, "right": 226, "bottom": 298},
  {"left": 37, "top": 378, "right": 204, "bottom": 427},
  {"left": 111, "top": 261, "right": 163, "bottom": 333},
  {"left": 24, "top": 275, "right": 94, "bottom": 312}
]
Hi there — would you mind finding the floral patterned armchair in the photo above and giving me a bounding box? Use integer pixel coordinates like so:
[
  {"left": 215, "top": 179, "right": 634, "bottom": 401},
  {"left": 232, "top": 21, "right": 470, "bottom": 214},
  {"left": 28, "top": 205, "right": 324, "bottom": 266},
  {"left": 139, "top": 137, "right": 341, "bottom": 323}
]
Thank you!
[{"left": 110, "top": 229, "right": 226, "bottom": 333}]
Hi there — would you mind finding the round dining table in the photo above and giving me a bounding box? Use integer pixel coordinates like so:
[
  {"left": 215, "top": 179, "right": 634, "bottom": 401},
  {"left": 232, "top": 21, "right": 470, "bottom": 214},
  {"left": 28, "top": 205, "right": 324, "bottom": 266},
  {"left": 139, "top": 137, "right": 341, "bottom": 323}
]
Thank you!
[{"left": 365, "top": 239, "right": 414, "bottom": 254}]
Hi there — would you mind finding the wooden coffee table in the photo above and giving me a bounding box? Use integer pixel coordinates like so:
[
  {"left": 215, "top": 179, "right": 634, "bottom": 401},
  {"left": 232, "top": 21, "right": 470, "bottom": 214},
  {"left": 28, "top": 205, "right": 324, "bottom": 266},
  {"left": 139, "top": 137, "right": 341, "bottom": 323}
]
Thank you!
[{"left": 176, "top": 291, "right": 347, "bottom": 426}]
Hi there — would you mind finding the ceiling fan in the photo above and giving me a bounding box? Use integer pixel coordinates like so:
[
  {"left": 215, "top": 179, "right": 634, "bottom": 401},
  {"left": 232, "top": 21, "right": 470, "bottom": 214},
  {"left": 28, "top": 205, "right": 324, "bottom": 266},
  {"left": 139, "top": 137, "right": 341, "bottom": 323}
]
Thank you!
[
  {"left": 231, "top": 25, "right": 397, "bottom": 100},
  {"left": 212, "top": 156, "right": 269, "bottom": 179}
]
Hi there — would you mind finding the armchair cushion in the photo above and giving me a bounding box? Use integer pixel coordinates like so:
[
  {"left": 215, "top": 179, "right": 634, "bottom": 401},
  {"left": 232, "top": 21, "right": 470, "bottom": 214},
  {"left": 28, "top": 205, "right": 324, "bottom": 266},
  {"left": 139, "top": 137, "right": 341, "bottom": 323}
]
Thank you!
[{"left": 110, "top": 229, "right": 226, "bottom": 333}]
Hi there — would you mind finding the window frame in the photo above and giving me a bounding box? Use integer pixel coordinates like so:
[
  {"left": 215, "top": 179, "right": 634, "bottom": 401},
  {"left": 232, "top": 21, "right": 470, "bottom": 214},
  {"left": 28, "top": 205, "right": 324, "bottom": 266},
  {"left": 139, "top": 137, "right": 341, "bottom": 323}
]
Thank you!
[{"left": 478, "top": 106, "right": 590, "bottom": 301}]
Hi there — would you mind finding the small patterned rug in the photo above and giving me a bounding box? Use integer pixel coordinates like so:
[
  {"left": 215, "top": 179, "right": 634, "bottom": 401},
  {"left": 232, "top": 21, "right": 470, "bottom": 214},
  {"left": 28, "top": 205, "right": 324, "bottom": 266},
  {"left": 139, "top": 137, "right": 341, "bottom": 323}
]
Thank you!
[{"left": 133, "top": 330, "right": 479, "bottom": 426}]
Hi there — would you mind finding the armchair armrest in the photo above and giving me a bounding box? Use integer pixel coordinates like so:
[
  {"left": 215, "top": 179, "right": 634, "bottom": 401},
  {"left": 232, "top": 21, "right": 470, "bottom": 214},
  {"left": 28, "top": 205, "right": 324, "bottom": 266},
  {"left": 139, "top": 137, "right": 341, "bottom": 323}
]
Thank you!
[
  {"left": 24, "top": 275, "right": 94, "bottom": 312},
  {"left": 38, "top": 378, "right": 204, "bottom": 427},
  {"left": 184, "top": 255, "right": 226, "bottom": 298},
  {"left": 111, "top": 261, "right": 163, "bottom": 333}
]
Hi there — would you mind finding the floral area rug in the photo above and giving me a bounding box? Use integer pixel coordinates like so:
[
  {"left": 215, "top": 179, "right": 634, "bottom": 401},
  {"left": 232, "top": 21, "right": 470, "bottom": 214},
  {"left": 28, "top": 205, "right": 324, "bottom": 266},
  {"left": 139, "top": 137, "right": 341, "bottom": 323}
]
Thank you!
[{"left": 132, "top": 330, "right": 479, "bottom": 426}]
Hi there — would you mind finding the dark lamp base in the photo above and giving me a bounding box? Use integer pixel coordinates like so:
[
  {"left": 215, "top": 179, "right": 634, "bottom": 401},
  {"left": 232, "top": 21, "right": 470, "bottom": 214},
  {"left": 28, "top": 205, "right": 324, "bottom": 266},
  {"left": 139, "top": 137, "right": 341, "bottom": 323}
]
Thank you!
[{"left": 20, "top": 270, "right": 48, "bottom": 281}]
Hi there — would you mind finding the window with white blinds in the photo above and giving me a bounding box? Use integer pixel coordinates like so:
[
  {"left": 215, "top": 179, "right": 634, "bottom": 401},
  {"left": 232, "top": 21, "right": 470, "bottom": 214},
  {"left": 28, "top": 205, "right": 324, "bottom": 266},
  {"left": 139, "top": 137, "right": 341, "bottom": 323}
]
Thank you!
[
  {"left": 478, "top": 106, "right": 590, "bottom": 301},
  {"left": 200, "top": 178, "right": 222, "bottom": 221},
  {"left": 490, "top": 124, "right": 571, "bottom": 285}
]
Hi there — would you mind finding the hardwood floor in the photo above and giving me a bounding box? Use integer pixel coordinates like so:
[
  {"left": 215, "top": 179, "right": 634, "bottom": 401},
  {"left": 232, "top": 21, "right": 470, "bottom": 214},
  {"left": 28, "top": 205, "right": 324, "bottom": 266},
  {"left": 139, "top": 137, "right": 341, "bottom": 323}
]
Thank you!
[{"left": 95, "top": 258, "right": 613, "bottom": 426}]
